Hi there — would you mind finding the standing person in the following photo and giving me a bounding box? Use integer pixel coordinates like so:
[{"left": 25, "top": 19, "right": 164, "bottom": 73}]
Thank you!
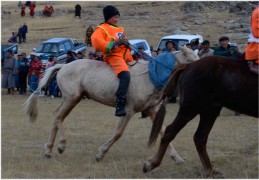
[
  {"left": 2, "top": 50, "right": 17, "bottom": 95},
  {"left": 94, "top": 50, "right": 103, "bottom": 61},
  {"left": 22, "top": 23, "right": 28, "bottom": 42},
  {"left": 194, "top": 43, "right": 203, "bottom": 55},
  {"left": 164, "top": 40, "right": 177, "bottom": 52},
  {"left": 47, "top": 56, "right": 59, "bottom": 98},
  {"left": 213, "top": 36, "right": 238, "bottom": 58},
  {"left": 164, "top": 41, "right": 177, "bottom": 103},
  {"left": 230, "top": 43, "right": 243, "bottom": 59},
  {"left": 91, "top": 5, "right": 135, "bottom": 116},
  {"left": 76, "top": 51, "right": 83, "bottom": 59},
  {"left": 18, "top": 52, "right": 30, "bottom": 94},
  {"left": 245, "top": 7, "right": 259, "bottom": 74},
  {"left": 198, "top": 40, "right": 214, "bottom": 58},
  {"left": 65, "top": 51, "right": 77, "bottom": 64},
  {"left": 75, "top": 3, "right": 81, "bottom": 19},
  {"left": 18, "top": 25, "right": 23, "bottom": 44},
  {"left": 88, "top": 51, "right": 95, "bottom": 60},
  {"left": 85, "top": 25, "right": 94, "bottom": 46},
  {"left": 46, "top": 56, "right": 55, "bottom": 69},
  {"left": 28, "top": 55, "right": 43, "bottom": 92},
  {"left": 29, "top": 2, "right": 36, "bottom": 17},
  {"left": 186, "top": 43, "right": 192, "bottom": 49},
  {"left": 15, "top": 54, "right": 23, "bottom": 92},
  {"left": 21, "top": 4, "right": 26, "bottom": 17}
]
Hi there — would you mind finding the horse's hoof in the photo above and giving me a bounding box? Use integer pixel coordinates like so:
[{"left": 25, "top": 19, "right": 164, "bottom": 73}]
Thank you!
[
  {"left": 207, "top": 169, "right": 224, "bottom": 178},
  {"left": 174, "top": 157, "right": 185, "bottom": 164},
  {"left": 143, "top": 162, "right": 152, "bottom": 173},
  {"left": 45, "top": 153, "right": 52, "bottom": 159},
  {"left": 95, "top": 154, "right": 103, "bottom": 162},
  {"left": 57, "top": 147, "right": 65, "bottom": 154}
]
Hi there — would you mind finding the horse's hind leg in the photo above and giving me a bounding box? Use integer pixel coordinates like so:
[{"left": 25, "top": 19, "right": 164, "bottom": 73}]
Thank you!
[
  {"left": 44, "top": 97, "right": 81, "bottom": 158},
  {"left": 143, "top": 112, "right": 196, "bottom": 173},
  {"left": 193, "top": 106, "right": 222, "bottom": 178},
  {"left": 147, "top": 108, "right": 184, "bottom": 163},
  {"left": 96, "top": 113, "right": 133, "bottom": 162}
]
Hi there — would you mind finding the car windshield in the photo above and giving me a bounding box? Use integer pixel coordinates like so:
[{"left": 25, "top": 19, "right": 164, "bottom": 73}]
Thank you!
[
  {"left": 157, "top": 39, "right": 189, "bottom": 51},
  {"left": 35, "top": 43, "right": 60, "bottom": 53},
  {"left": 130, "top": 41, "right": 148, "bottom": 51}
]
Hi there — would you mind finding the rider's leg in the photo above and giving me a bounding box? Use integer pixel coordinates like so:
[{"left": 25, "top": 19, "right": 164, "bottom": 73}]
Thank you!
[{"left": 115, "top": 71, "right": 130, "bottom": 117}]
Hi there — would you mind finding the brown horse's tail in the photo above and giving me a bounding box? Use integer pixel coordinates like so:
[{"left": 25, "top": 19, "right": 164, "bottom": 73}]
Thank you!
[
  {"left": 148, "top": 63, "right": 189, "bottom": 147},
  {"left": 24, "top": 64, "right": 64, "bottom": 123}
]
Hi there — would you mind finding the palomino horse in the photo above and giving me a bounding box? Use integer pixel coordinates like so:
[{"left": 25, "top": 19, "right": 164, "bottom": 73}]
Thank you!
[
  {"left": 24, "top": 46, "right": 198, "bottom": 163},
  {"left": 143, "top": 56, "right": 258, "bottom": 177}
]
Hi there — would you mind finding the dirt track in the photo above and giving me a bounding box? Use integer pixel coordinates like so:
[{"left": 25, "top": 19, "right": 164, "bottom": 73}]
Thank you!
[{"left": 1, "top": 92, "right": 258, "bottom": 178}]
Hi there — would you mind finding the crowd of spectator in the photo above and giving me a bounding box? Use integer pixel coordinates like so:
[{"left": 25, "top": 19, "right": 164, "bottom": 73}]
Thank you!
[
  {"left": 1, "top": 33, "right": 250, "bottom": 97},
  {"left": 18, "top": 1, "right": 36, "bottom": 17}
]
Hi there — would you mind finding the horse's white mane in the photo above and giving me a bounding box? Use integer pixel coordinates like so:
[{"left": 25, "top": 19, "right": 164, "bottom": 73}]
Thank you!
[{"left": 177, "top": 46, "right": 200, "bottom": 62}]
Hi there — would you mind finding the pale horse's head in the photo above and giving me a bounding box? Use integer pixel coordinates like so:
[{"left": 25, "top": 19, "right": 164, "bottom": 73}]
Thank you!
[{"left": 173, "top": 45, "right": 200, "bottom": 64}]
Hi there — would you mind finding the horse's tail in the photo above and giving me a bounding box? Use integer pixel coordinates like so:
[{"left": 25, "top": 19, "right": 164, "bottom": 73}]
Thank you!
[
  {"left": 24, "top": 64, "right": 64, "bottom": 123},
  {"left": 148, "top": 63, "right": 189, "bottom": 147}
]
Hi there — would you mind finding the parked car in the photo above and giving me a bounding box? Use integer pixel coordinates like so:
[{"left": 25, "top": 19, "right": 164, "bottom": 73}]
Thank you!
[
  {"left": 1, "top": 44, "right": 18, "bottom": 59},
  {"left": 156, "top": 34, "right": 203, "bottom": 51},
  {"left": 1, "top": 44, "right": 18, "bottom": 66},
  {"left": 129, "top": 39, "right": 152, "bottom": 56},
  {"left": 29, "top": 38, "right": 86, "bottom": 68}
]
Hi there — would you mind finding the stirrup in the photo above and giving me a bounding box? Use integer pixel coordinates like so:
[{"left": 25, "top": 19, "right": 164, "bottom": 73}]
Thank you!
[{"left": 115, "top": 108, "right": 126, "bottom": 117}]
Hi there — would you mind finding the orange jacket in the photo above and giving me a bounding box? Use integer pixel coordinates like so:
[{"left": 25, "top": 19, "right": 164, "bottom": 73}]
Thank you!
[
  {"left": 245, "top": 8, "right": 259, "bottom": 63},
  {"left": 91, "top": 23, "right": 133, "bottom": 62}
]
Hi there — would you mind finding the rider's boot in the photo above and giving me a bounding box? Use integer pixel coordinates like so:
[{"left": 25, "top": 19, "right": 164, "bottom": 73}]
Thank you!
[{"left": 115, "top": 71, "right": 130, "bottom": 117}]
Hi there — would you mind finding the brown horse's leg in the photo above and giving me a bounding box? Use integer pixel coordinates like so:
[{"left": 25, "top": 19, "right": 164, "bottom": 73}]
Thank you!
[
  {"left": 193, "top": 106, "right": 222, "bottom": 177},
  {"left": 143, "top": 112, "right": 196, "bottom": 173},
  {"left": 44, "top": 97, "right": 81, "bottom": 158},
  {"left": 147, "top": 108, "right": 184, "bottom": 163},
  {"left": 96, "top": 112, "right": 133, "bottom": 162}
]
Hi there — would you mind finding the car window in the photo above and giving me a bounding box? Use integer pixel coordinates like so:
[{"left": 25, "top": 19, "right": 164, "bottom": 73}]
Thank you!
[
  {"left": 64, "top": 41, "right": 72, "bottom": 50},
  {"left": 131, "top": 41, "right": 148, "bottom": 50},
  {"left": 59, "top": 44, "right": 65, "bottom": 52},
  {"left": 35, "top": 44, "right": 44, "bottom": 53},
  {"left": 157, "top": 39, "right": 188, "bottom": 51}
]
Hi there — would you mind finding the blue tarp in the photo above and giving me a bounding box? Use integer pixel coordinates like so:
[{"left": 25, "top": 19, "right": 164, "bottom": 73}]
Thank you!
[{"left": 148, "top": 52, "right": 175, "bottom": 91}]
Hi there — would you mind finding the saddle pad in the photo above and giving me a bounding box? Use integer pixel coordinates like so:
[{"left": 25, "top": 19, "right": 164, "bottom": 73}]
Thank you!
[{"left": 148, "top": 52, "right": 175, "bottom": 91}]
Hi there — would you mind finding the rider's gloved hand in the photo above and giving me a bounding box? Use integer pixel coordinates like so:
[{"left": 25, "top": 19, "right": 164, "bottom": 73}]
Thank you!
[{"left": 113, "top": 39, "right": 130, "bottom": 48}]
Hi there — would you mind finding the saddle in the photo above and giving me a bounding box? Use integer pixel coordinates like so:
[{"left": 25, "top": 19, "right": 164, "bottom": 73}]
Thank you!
[{"left": 148, "top": 53, "right": 175, "bottom": 91}]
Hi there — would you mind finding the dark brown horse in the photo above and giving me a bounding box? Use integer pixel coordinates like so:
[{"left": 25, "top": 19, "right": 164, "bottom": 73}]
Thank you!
[{"left": 143, "top": 56, "right": 258, "bottom": 177}]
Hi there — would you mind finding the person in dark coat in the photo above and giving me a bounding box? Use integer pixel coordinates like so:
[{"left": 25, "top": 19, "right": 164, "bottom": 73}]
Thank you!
[
  {"left": 18, "top": 25, "right": 23, "bottom": 44},
  {"left": 65, "top": 51, "right": 77, "bottom": 64},
  {"left": 15, "top": 54, "right": 23, "bottom": 91},
  {"left": 75, "top": 3, "right": 81, "bottom": 18},
  {"left": 18, "top": 53, "right": 30, "bottom": 94},
  {"left": 22, "top": 23, "right": 28, "bottom": 42},
  {"left": 2, "top": 50, "right": 17, "bottom": 95}
]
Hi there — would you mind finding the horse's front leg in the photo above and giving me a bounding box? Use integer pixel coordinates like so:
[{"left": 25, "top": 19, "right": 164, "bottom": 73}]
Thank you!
[
  {"left": 96, "top": 113, "right": 133, "bottom": 162},
  {"left": 147, "top": 108, "right": 184, "bottom": 163}
]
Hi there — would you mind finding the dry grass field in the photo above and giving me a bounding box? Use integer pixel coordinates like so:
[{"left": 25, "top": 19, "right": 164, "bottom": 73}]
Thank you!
[
  {"left": 1, "top": 1, "right": 258, "bottom": 179},
  {"left": 1, "top": 92, "right": 258, "bottom": 178}
]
